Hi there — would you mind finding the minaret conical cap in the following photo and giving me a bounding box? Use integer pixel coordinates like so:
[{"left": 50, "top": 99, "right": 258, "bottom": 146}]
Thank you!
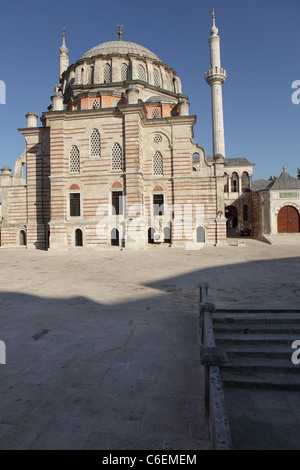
[
  {"left": 210, "top": 9, "right": 219, "bottom": 36},
  {"left": 60, "top": 27, "right": 68, "bottom": 54}
]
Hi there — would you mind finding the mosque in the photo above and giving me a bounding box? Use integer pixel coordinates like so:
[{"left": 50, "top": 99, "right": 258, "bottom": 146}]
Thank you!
[{"left": 0, "top": 12, "right": 299, "bottom": 249}]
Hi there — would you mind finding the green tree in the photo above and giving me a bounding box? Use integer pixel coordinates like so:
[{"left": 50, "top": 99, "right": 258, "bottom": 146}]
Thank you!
[{"left": 297, "top": 168, "right": 300, "bottom": 180}]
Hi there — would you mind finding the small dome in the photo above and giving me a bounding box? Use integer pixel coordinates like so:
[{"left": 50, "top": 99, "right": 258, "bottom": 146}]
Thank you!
[{"left": 82, "top": 40, "right": 162, "bottom": 63}]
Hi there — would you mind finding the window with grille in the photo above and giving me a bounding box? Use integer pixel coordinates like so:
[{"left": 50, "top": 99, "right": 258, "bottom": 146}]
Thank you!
[
  {"left": 76, "top": 102, "right": 81, "bottom": 111},
  {"left": 103, "top": 63, "right": 111, "bottom": 83},
  {"left": 112, "top": 191, "right": 123, "bottom": 215},
  {"left": 152, "top": 108, "right": 161, "bottom": 119},
  {"left": 153, "top": 134, "right": 162, "bottom": 144},
  {"left": 121, "top": 63, "right": 129, "bottom": 81},
  {"left": 153, "top": 194, "right": 164, "bottom": 216},
  {"left": 153, "top": 69, "right": 161, "bottom": 87},
  {"left": 112, "top": 143, "right": 122, "bottom": 171},
  {"left": 153, "top": 151, "right": 163, "bottom": 175},
  {"left": 92, "top": 99, "right": 100, "bottom": 109},
  {"left": 70, "top": 193, "right": 81, "bottom": 217},
  {"left": 242, "top": 172, "right": 250, "bottom": 192},
  {"left": 231, "top": 172, "right": 239, "bottom": 192},
  {"left": 69, "top": 145, "right": 80, "bottom": 173},
  {"left": 88, "top": 66, "right": 94, "bottom": 84},
  {"left": 138, "top": 64, "right": 146, "bottom": 81},
  {"left": 90, "top": 129, "right": 101, "bottom": 157}
]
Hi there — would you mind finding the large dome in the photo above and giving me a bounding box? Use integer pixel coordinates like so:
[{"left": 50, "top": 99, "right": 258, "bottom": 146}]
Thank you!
[{"left": 81, "top": 40, "right": 162, "bottom": 63}]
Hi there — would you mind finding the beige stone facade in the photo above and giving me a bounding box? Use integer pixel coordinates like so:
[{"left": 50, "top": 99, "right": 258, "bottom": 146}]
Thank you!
[{"left": 0, "top": 18, "right": 257, "bottom": 250}]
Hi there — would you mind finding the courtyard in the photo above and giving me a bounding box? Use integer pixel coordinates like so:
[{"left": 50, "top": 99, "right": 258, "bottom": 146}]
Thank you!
[{"left": 0, "top": 237, "right": 300, "bottom": 449}]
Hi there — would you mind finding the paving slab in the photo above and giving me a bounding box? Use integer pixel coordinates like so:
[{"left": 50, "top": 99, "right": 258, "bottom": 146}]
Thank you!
[{"left": 0, "top": 239, "right": 299, "bottom": 449}]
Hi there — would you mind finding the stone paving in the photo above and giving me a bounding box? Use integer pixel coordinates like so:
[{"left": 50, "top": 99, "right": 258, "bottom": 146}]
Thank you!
[{"left": 0, "top": 238, "right": 300, "bottom": 449}]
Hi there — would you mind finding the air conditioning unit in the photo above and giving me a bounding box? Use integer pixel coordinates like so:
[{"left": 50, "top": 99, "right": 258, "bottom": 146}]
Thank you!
[{"left": 154, "top": 233, "right": 163, "bottom": 243}]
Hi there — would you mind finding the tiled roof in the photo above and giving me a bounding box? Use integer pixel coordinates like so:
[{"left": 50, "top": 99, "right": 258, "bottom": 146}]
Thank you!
[
  {"left": 269, "top": 168, "right": 300, "bottom": 190},
  {"left": 224, "top": 158, "right": 254, "bottom": 166},
  {"left": 251, "top": 179, "right": 271, "bottom": 192}
]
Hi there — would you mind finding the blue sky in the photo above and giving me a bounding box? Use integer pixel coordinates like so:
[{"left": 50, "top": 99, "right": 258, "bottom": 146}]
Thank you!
[{"left": 0, "top": 0, "right": 299, "bottom": 180}]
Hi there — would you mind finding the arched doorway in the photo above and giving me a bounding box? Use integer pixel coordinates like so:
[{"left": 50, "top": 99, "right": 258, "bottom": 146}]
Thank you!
[
  {"left": 196, "top": 226, "right": 205, "bottom": 243},
  {"left": 148, "top": 227, "right": 156, "bottom": 244},
  {"left": 225, "top": 206, "right": 238, "bottom": 236},
  {"left": 75, "top": 229, "right": 83, "bottom": 246},
  {"left": 111, "top": 228, "right": 119, "bottom": 246},
  {"left": 277, "top": 206, "right": 300, "bottom": 233},
  {"left": 20, "top": 230, "right": 26, "bottom": 246}
]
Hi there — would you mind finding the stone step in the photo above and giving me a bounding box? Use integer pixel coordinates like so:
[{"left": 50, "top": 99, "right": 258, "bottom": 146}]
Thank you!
[
  {"left": 213, "top": 313, "right": 300, "bottom": 325},
  {"left": 224, "top": 345, "right": 293, "bottom": 360},
  {"left": 213, "top": 323, "right": 300, "bottom": 334},
  {"left": 214, "top": 333, "right": 298, "bottom": 345},
  {"left": 221, "top": 371, "right": 300, "bottom": 391},
  {"left": 222, "top": 357, "right": 299, "bottom": 374}
]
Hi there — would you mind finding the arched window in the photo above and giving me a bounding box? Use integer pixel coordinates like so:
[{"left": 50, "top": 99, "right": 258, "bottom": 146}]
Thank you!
[
  {"left": 69, "top": 145, "right": 80, "bottom": 173},
  {"left": 152, "top": 108, "right": 161, "bottom": 119},
  {"left": 121, "top": 63, "right": 129, "bottom": 81},
  {"left": 75, "top": 229, "right": 83, "bottom": 247},
  {"left": 242, "top": 172, "right": 250, "bottom": 192},
  {"left": 88, "top": 66, "right": 94, "bottom": 84},
  {"left": 138, "top": 64, "right": 146, "bottom": 81},
  {"left": 80, "top": 68, "right": 84, "bottom": 84},
  {"left": 231, "top": 172, "right": 239, "bottom": 192},
  {"left": 243, "top": 205, "right": 248, "bottom": 221},
  {"left": 153, "top": 151, "right": 163, "bottom": 175},
  {"left": 103, "top": 63, "right": 111, "bottom": 83},
  {"left": 112, "top": 143, "right": 122, "bottom": 171},
  {"left": 90, "top": 129, "right": 101, "bottom": 157},
  {"left": 91, "top": 99, "right": 100, "bottom": 109},
  {"left": 153, "top": 69, "right": 161, "bottom": 87}
]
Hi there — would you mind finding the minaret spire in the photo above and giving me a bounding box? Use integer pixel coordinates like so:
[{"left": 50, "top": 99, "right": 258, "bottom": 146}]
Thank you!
[
  {"left": 59, "top": 27, "right": 69, "bottom": 80},
  {"left": 205, "top": 9, "right": 227, "bottom": 159}
]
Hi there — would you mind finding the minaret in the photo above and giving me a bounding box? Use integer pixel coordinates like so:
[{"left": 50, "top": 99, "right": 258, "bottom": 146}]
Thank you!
[
  {"left": 205, "top": 10, "right": 227, "bottom": 159},
  {"left": 59, "top": 27, "right": 69, "bottom": 80}
]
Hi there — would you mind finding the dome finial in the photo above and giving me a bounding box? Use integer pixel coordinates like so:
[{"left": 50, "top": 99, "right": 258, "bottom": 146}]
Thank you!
[
  {"left": 283, "top": 165, "right": 287, "bottom": 172},
  {"left": 118, "top": 23, "right": 123, "bottom": 41}
]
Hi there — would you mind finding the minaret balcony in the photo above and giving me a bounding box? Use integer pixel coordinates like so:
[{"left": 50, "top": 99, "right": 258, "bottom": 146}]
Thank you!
[{"left": 205, "top": 67, "right": 227, "bottom": 85}]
